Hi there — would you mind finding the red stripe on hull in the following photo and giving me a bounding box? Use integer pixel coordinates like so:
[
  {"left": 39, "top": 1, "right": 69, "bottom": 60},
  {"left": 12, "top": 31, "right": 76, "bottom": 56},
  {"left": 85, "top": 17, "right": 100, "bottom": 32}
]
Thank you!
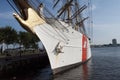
[{"left": 82, "top": 35, "right": 87, "bottom": 62}]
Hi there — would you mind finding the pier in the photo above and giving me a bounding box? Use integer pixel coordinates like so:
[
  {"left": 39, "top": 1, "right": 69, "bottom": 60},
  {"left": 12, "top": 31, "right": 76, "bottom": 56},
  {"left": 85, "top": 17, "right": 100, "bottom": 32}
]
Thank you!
[{"left": 0, "top": 49, "right": 49, "bottom": 77}]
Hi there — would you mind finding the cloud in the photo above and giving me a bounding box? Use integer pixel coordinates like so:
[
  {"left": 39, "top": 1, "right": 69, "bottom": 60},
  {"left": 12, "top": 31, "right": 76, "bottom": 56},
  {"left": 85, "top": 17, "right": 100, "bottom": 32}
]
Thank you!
[
  {"left": 92, "top": 5, "right": 96, "bottom": 10},
  {"left": 0, "top": 11, "right": 14, "bottom": 20},
  {"left": 93, "top": 23, "right": 120, "bottom": 44}
]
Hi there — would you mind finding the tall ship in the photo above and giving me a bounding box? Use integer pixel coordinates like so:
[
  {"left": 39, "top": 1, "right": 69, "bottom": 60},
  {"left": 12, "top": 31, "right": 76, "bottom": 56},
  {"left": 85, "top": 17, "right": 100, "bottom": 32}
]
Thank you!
[{"left": 7, "top": 0, "right": 92, "bottom": 74}]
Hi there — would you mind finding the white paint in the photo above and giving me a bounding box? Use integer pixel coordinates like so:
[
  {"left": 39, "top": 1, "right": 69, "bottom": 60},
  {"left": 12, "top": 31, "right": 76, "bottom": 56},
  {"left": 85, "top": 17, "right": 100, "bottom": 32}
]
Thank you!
[{"left": 33, "top": 21, "right": 91, "bottom": 71}]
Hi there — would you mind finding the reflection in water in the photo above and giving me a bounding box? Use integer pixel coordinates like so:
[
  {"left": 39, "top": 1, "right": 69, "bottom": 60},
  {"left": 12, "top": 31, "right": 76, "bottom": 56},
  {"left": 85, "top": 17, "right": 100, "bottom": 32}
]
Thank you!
[
  {"left": 0, "top": 58, "right": 92, "bottom": 80},
  {"left": 2, "top": 47, "right": 120, "bottom": 80},
  {"left": 82, "top": 60, "right": 92, "bottom": 80},
  {"left": 82, "top": 63, "right": 89, "bottom": 80},
  {"left": 53, "top": 60, "right": 92, "bottom": 80}
]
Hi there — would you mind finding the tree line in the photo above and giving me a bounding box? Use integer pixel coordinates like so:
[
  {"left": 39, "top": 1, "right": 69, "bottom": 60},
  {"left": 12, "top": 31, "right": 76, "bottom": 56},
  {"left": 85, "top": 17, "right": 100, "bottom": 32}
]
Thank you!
[{"left": 0, "top": 26, "right": 39, "bottom": 49}]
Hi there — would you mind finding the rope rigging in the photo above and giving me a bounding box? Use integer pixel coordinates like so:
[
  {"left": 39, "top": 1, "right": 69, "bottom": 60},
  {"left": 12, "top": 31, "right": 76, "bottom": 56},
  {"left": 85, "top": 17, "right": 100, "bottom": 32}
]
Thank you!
[
  {"left": 7, "top": 0, "right": 20, "bottom": 16},
  {"left": 7, "top": 0, "right": 70, "bottom": 43},
  {"left": 7, "top": 0, "right": 93, "bottom": 43},
  {"left": 30, "top": 0, "right": 70, "bottom": 42}
]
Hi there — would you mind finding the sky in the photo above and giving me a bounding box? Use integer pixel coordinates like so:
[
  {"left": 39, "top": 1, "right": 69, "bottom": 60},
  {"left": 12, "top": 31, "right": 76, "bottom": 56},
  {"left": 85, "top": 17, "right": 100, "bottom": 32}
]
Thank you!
[
  {"left": 92, "top": 0, "right": 120, "bottom": 45},
  {"left": 0, "top": 0, "right": 120, "bottom": 45}
]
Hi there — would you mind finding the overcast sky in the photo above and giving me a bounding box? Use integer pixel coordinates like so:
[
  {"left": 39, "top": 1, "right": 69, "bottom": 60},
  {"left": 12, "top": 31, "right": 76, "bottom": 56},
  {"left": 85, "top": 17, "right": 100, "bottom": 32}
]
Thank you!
[
  {"left": 0, "top": 0, "right": 120, "bottom": 45},
  {"left": 92, "top": 0, "right": 120, "bottom": 44}
]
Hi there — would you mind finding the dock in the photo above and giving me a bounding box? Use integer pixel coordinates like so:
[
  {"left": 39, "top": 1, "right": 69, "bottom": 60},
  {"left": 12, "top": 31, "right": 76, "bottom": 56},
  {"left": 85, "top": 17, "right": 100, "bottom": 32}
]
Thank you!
[{"left": 0, "top": 49, "right": 49, "bottom": 77}]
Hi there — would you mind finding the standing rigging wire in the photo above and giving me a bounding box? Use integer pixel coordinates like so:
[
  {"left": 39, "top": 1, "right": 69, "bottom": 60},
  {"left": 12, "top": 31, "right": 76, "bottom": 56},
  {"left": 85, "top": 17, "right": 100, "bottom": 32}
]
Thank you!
[
  {"left": 76, "top": 0, "right": 87, "bottom": 35},
  {"left": 89, "top": 0, "right": 93, "bottom": 43},
  {"left": 7, "top": 0, "right": 21, "bottom": 16},
  {"left": 46, "top": 7, "right": 71, "bottom": 42},
  {"left": 34, "top": 0, "right": 70, "bottom": 41},
  {"left": 35, "top": 19, "right": 69, "bottom": 43},
  {"left": 38, "top": 26, "right": 67, "bottom": 43},
  {"left": 27, "top": 0, "right": 69, "bottom": 42},
  {"left": 87, "top": 0, "right": 91, "bottom": 38},
  {"left": 7, "top": 0, "right": 68, "bottom": 42},
  {"left": 27, "top": 0, "right": 37, "bottom": 10},
  {"left": 81, "top": 0, "right": 93, "bottom": 40},
  {"left": 44, "top": 5, "right": 69, "bottom": 30},
  {"left": 85, "top": 0, "right": 93, "bottom": 42}
]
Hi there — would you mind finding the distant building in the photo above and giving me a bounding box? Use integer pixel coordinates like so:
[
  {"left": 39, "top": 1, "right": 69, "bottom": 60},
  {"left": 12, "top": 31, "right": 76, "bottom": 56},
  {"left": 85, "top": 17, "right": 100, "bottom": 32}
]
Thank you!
[{"left": 112, "top": 39, "right": 117, "bottom": 46}]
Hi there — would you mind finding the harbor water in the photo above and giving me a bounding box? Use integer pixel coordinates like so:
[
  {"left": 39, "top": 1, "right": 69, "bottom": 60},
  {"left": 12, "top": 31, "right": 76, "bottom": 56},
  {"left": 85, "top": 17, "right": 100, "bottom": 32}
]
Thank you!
[{"left": 1, "top": 47, "right": 120, "bottom": 80}]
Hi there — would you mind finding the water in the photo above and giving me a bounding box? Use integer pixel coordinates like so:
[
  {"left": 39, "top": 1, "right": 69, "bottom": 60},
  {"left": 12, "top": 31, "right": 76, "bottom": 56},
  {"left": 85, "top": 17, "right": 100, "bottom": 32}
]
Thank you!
[
  {"left": 89, "top": 47, "right": 120, "bottom": 80},
  {"left": 1, "top": 47, "right": 120, "bottom": 80}
]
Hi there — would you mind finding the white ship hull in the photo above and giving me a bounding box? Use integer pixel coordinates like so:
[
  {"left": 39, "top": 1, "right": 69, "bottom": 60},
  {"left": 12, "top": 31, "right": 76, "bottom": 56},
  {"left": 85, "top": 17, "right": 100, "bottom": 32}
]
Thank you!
[
  {"left": 8, "top": 0, "right": 92, "bottom": 75},
  {"left": 33, "top": 21, "right": 91, "bottom": 74}
]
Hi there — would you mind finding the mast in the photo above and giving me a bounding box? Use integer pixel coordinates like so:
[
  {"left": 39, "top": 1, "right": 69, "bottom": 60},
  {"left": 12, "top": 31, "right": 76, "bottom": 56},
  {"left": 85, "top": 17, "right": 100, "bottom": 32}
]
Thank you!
[
  {"left": 52, "top": 0, "right": 92, "bottom": 38},
  {"left": 54, "top": 0, "right": 85, "bottom": 25},
  {"left": 8, "top": 0, "right": 92, "bottom": 38}
]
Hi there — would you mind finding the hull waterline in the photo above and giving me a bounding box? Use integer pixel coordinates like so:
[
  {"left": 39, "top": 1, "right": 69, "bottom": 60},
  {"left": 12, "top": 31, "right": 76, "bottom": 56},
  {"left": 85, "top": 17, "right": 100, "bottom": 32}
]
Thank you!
[{"left": 33, "top": 22, "right": 91, "bottom": 74}]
